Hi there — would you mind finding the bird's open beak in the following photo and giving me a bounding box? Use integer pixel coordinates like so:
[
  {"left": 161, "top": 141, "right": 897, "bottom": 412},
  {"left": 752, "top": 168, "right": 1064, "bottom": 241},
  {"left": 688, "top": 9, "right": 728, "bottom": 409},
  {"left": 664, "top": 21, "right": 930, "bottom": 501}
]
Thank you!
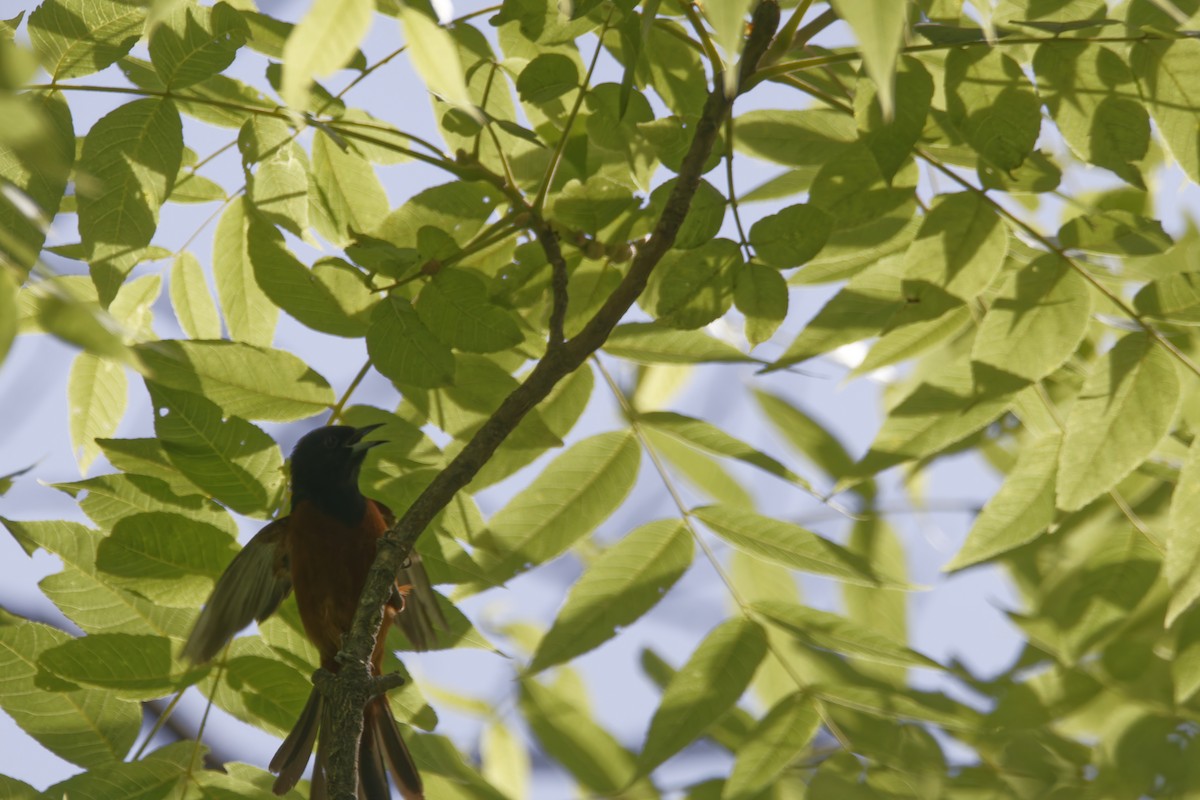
[{"left": 349, "top": 423, "right": 387, "bottom": 453}]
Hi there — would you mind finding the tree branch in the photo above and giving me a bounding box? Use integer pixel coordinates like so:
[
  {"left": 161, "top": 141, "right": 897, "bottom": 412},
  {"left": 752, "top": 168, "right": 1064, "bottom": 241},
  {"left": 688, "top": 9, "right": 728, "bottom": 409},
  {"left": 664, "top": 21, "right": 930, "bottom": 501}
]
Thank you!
[{"left": 320, "top": 4, "right": 781, "bottom": 797}]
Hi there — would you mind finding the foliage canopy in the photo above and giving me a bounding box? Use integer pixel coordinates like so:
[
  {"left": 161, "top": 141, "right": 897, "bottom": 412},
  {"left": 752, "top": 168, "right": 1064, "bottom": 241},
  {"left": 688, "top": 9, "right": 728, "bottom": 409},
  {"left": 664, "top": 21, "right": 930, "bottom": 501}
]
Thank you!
[{"left": 5, "top": 0, "right": 1200, "bottom": 796}]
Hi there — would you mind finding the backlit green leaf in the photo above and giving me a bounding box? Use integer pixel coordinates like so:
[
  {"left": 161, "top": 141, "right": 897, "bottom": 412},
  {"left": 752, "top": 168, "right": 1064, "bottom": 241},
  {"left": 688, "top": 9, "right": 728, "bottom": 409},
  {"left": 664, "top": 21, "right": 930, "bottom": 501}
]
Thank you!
[
  {"left": 945, "top": 47, "right": 1040, "bottom": 171},
  {"left": 946, "top": 432, "right": 1061, "bottom": 572},
  {"left": 213, "top": 197, "right": 278, "bottom": 346},
  {"left": 735, "top": 263, "right": 788, "bottom": 345},
  {"left": 39, "top": 633, "right": 195, "bottom": 700},
  {"left": 28, "top": 0, "right": 144, "bottom": 79},
  {"left": 135, "top": 339, "right": 334, "bottom": 421},
  {"left": 723, "top": 693, "right": 819, "bottom": 800},
  {"left": 473, "top": 431, "right": 640, "bottom": 586},
  {"left": 0, "top": 623, "right": 139, "bottom": 768},
  {"left": 148, "top": 382, "right": 285, "bottom": 516},
  {"left": 416, "top": 269, "right": 523, "bottom": 353},
  {"left": 367, "top": 296, "right": 456, "bottom": 388},
  {"left": 694, "top": 506, "right": 904, "bottom": 588},
  {"left": 149, "top": 0, "right": 248, "bottom": 89},
  {"left": 1057, "top": 333, "right": 1180, "bottom": 512},
  {"left": 749, "top": 204, "right": 831, "bottom": 269},
  {"left": 77, "top": 98, "right": 182, "bottom": 305},
  {"left": 529, "top": 520, "right": 693, "bottom": 673},
  {"left": 280, "top": 0, "right": 372, "bottom": 110},
  {"left": 170, "top": 252, "right": 222, "bottom": 340},
  {"left": 972, "top": 253, "right": 1092, "bottom": 383},
  {"left": 1134, "top": 38, "right": 1200, "bottom": 183},
  {"left": 902, "top": 192, "right": 1008, "bottom": 300},
  {"left": 830, "top": 0, "right": 907, "bottom": 117},
  {"left": 68, "top": 352, "right": 127, "bottom": 474},
  {"left": 1167, "top": 436, "right": 1200, "bottom": 625},
  {"left": 638, "top": 617, "right": 767, "bottom": 774},
  {"left": 309, "top": 131, "right": 389, "bottom": 246}
]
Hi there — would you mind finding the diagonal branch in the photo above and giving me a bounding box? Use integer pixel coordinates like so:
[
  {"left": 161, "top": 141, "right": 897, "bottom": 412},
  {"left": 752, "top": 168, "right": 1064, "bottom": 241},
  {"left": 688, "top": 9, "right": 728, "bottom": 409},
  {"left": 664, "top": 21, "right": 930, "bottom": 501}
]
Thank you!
[{"left": 319, "top": 3, "right": 782, "bottom": 797}]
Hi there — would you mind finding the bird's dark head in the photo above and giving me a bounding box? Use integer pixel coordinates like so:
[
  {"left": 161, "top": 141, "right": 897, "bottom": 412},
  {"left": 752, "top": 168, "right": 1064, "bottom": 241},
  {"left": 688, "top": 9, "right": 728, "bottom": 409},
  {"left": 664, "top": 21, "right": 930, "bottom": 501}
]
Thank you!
[{"left": 289, "top": 424, "right": 385, "bottom": 521}]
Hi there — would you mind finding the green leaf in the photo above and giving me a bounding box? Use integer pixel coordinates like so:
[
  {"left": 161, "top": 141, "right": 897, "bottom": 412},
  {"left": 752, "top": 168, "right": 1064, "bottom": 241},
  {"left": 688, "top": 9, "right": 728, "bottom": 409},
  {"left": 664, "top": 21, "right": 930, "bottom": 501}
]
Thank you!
[
  {"left": 946, "top": 432, "right": 1061, "bottom": 572},
  {"left": 1134, "top": 38, "right": 1200, "bottom": 183},
  {"left": 135, "top": 339, "right": 334, "bottom": 421},
  {"left": 170, "top": 251, "right": 222, "bottom": 339},
  {"left": 517, "top": 52, "right": 579, "bottom": 104},
  {"left": 519, "top": 676, "right": 639, "bottom": 794},
  {"left": 148, "top": 382, "right": 285, "bottom": 516},
  {"left": 734, "top": 109, "right": 857, "bottom": 169},
  {"left": 648, "top": 239, "right": 741, "bottom": 329},
  {"left": 723, "top": 692, "right": 819, "bottom": 800},
  {"left": 248, "top": 215, "right": 372, "bottom": 337},
  {"left": 0, "top": 623, "right": 139, "bottom": 767},
  {"left": 367, "top": 296, "right": 456, "bottom": 389},
  {"left": 280, "top": 0, "right": 372, "bottom": 110},
  {"left": 239, "top": 117, "right": 308, "bottom": 237},
  {"left": 603, "top": 322, "right": 751, "bottom": 364},
  {"left": 529, "top": 520, "right": 693, "bottom": 673},
  {"left": 473, "top": 431, "right": 641, "bottom": 587},
  {"left": 649, "top": 178, "right": 727, "bottom": 250},
  {"left": 748, "top": 204, "right": 831, "bottom": 269},
  {"left": 39, "top": 633, "right": 194, "bottom": 700},
  {"left": 169, "top": 170, "right": 226, "bottom": 204},
  {"left": 844, "top": 359, "right": 1026, "bottom": 484},
  {"left": 809, "top": 142, "right": 915, "bottom": 230},
  {"left": 68, "top": 352, "right": 128, "bottom": 474},
  {"left": 0, "top": 92, "right": 73, "bottom": 270},
  {"left": 1167, "top": 436, "right": 1200, "bottom": 625},
  {"left": 693, "top": 505, "right": 903, "bottom": 587},
  {"left": 416, "top": 270, "right": 524, "bottom": 353},
  {"left": 481, "top": 720, "right": 530, "bottom": 800},
  {"left": 856, "top": 56, "right": 934, "bottom": 181},
  {"left": 149, "top": 0, "right": 248, "bottom": 89},
  {"left": 1058, "top": 211, "right": 1173, "bottom": 256},
  {"left": 28, "top": 0, "right": 145, "bottom": 79},
  {"left": 640, "top": 411, "right": 809, "bottom": 489},
  {"left": 702, "top": 0, "right": 753, "bottom": 93},
  {"left": 1057, "top": 334, "right": 1180, "bottom": 512},
  {"left": 945, "top": 47, "right": 1041, "bottom": 171},
  {"left": 735, "top": 263, "right": 788, "bottom": 345},
  {"left": 753, "top": 390, "right": 857, "bottom": 485},
  {"left": 770, "top": 256, "right": 906, "bottom": 370},
  {"left": 971, "top": 253, "right": 1092, "bottom": 383},
  {"left": 373, "top": 181, "right": 499, "bottom": 255},
  {"left": 401, "top": 5, "right": 476, "bottom": 113},
  {"left": 309, "top": 131, "right": 389, "bottom": 246},
  {"left": 0, "top": 267, "right": 15, "bottom": 363},
  {"left": 1134, "top": 271, "right": 1200, "bottom": 324},
  {"left": 830, "top": 0, "right": 907, "bottom": 117},
  {"left": 95, "top": 511, "right": 236, "bottom": 606},
  {"left": 638, "top": 618, "right": 767, "bottom": 774},
  {"left": 1034, "top": 41, "right": 1148, "bottom": 186},
  {"left": 77, "top": 98, "right": 182, "bottom": 305},
  {"left": 756, "top": 600, "right": 939, "bottom": 669},
  {"left": 52, "top": 473, "right": 236, "bottom": 536},
  {"left": 902, "top": 192, "right": 1008, "bottom": 299},
  {"left": 97, "top": 438, "right": 202, "bottom": 496},
  {"left": 213, "top": 197, "right": 278, "bottom": 346}
]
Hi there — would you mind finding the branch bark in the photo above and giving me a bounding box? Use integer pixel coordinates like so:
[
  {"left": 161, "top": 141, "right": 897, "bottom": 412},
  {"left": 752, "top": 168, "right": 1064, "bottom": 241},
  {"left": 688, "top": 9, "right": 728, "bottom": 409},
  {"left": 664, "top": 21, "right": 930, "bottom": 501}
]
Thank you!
[{"left": 321, "top": 4, "right": 781, "bottom": 796}]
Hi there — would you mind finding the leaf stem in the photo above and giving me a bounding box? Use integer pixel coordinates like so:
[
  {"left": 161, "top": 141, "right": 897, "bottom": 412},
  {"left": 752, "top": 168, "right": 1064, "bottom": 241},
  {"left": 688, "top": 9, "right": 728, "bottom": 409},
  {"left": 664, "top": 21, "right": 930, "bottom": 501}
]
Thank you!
[{"left": 328, "top": 359, "right": 373, "bottom": 424}]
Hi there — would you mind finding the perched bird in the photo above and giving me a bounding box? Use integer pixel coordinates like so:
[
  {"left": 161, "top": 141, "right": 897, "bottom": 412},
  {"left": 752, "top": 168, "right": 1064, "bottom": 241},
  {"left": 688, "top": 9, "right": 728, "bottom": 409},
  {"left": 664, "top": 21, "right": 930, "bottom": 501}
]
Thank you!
[{"left": 182, "top": 424, "right": 444, "bottom": 799}]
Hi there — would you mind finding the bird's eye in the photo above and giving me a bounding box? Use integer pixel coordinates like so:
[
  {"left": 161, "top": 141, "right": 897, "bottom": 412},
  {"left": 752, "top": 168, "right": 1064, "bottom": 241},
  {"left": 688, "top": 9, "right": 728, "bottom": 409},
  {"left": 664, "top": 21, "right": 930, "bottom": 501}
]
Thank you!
[{"left": 323, "top": 436, "right": 339, "bottom": 449}]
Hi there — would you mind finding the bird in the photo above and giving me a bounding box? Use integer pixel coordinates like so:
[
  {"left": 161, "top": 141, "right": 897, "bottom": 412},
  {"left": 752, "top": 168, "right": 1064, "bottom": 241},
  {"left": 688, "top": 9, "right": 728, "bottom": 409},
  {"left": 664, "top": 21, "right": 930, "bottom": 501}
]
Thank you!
[{"left": 182, "top": 423, "right": 444, "bottom": 800}]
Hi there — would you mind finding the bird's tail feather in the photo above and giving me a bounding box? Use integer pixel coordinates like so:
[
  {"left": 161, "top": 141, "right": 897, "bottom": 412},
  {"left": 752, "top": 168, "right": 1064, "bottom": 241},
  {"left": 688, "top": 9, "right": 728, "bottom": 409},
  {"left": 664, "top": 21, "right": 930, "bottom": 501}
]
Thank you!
[
  {"left": 365, "top": 696, "right": 424, "bottom": 800},
  {"left": 271, "top": 687, "right": 322, "bottom": 796},
  {"left": 268, "top": 689, "right": 422, "bottom": 800}
]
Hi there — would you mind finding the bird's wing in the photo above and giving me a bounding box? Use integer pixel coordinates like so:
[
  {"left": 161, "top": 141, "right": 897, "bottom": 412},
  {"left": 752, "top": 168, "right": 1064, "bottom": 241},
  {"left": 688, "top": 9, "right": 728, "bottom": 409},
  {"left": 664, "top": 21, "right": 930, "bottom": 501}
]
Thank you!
[
  {"left": 374, "top": 501, "right": 448, "bottom": 651},
  {"left": 182, "top": 517, "right": 292, "bottom": 663}
]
